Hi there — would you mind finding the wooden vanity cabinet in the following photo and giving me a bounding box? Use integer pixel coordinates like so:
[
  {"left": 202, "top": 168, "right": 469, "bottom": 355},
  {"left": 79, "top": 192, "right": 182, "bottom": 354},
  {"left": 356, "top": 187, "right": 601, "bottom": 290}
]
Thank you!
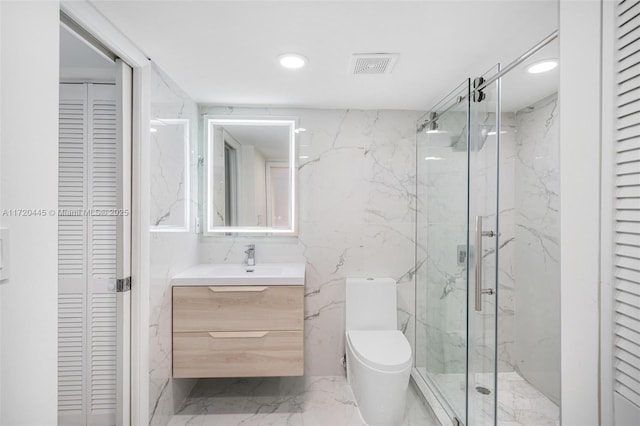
[{"left": 172, "top": 285, "right": 304, "bottom": 378}]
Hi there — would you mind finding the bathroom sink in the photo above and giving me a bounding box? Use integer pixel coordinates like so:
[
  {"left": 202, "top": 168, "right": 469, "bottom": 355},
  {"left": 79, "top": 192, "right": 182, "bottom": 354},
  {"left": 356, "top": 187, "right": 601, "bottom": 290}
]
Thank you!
[{"left": 171, "top": 263, "right": 305, "bottom": 286}]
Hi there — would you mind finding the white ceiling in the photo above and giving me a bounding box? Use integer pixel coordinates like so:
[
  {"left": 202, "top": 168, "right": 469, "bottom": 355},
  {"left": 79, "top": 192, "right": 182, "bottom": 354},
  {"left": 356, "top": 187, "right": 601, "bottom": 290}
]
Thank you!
[
  {"left": 502, "top": 40, "right": 559, "bottom": 112},
  {"left": 90, "top": 0, "right": 558, "bottom": 110}
]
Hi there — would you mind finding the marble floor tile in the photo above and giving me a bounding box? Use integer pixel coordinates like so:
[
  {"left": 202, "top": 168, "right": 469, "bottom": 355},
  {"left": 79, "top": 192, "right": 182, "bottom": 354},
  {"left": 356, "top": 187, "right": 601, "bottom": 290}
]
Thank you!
[
  {"left": 168, "top": 375, "right": 439, "bottom": 426},
  {"left": 416, "top": 368, "right": 559, "bottom": 426}
]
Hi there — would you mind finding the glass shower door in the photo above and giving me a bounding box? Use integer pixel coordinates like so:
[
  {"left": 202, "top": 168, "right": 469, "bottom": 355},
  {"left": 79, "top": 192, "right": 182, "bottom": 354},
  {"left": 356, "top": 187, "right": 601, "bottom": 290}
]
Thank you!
[
  {"left": 467, "top": 65, "right": 501, "bottom": 425},
  {"left": 415, "top": 80, "right": 470, "bottom": 424},
  {"left": 415, "top": 67, "right": 501, "bottom": 425}
]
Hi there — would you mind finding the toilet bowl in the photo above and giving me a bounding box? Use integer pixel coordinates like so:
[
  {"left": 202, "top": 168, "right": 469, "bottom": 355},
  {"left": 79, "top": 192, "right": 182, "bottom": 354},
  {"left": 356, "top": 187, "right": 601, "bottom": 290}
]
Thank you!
[{"left": 345, "top": 278, "right": 413, "bottom": 426}]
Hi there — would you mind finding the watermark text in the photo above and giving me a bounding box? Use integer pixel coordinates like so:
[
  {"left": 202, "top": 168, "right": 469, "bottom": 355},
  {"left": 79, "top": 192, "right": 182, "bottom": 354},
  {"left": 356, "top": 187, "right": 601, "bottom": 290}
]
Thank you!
[{"left": 2, "top": 209, "right": 129, "bottom": 217}]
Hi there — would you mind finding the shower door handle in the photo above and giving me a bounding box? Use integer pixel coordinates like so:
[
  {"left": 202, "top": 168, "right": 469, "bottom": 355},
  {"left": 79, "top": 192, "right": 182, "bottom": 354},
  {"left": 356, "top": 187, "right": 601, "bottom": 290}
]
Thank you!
[{"left": 475, "top": 215, "right": 495, "bottom": 312}]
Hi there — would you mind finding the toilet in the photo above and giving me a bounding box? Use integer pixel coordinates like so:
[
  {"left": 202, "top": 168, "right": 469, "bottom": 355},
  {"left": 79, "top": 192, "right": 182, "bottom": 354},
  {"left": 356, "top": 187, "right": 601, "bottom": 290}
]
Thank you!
[{"left": 345, "top": 278, "right": 412, "bottom": 426}]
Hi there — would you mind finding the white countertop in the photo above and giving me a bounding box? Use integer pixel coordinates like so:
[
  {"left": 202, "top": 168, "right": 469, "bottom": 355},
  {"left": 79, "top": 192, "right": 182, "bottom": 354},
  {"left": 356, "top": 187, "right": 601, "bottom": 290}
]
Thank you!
[{"left": 171, "top": 263, "right": 306, "bottom": 286}]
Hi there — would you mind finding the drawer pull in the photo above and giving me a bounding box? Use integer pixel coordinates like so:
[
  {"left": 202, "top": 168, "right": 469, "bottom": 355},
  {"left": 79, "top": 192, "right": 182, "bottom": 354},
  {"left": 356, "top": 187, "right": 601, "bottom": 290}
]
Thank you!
[
  {"left": 208, "top": 331, "right": 268, "bottom": 339},
  {"left": 208, "top": 286, "right": 268, "bottom": 293}
]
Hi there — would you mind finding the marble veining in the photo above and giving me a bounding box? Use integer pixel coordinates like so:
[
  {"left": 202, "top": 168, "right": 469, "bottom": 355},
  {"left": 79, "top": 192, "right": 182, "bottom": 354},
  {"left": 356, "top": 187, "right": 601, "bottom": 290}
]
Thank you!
[
  {"left": 151, "top": 120, "right": 188, "bottom": 229},
  {"left": 148, "top": 63, "right": 200, "bottom": 426},
  {"left": 198, "top": 107, "right": 423, "bottom": 376},
  {"left": 167, "top": 376, "right": 438, "bottom": 426},
  {"left": 415, "top": 110, "right": 470, "bottom": 380},
  {"left": 414, "top": 92, "right": 559, "bottom": 422},
  {"left": 513, "top": 93, "right": 560, "bottom": 404},
  {"left": 420, "top": 370, "right": 559, "bottom": 426},
  {"left": 145, "top": 75, "right": 560, "bottom": 424}
]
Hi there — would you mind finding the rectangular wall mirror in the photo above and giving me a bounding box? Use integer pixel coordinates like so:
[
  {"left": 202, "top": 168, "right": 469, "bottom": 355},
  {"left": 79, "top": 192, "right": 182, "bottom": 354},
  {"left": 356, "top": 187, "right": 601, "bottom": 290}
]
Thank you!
[{"left": 205, "top": 117, "right": 297, "bottom": 234}]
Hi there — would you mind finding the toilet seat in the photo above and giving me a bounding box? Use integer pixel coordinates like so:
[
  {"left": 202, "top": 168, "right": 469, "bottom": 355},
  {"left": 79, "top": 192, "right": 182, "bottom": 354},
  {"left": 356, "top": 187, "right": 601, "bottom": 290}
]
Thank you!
[{"left": 347, "top": 330, "right": 412, "bottom": 372}]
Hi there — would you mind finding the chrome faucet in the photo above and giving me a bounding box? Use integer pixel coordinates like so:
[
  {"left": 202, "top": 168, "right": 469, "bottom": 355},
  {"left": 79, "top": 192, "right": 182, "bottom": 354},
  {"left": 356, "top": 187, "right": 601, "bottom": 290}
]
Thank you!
[{"left": 245, "top": 244, "right": 255, "bottom": 272}]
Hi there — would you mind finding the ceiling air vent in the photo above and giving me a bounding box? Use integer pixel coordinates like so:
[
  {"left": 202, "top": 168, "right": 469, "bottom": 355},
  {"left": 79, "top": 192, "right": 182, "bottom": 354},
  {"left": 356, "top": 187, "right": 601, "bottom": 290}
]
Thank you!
[{"left": 349, "top": 53, "right": 399, "bottom": 75}]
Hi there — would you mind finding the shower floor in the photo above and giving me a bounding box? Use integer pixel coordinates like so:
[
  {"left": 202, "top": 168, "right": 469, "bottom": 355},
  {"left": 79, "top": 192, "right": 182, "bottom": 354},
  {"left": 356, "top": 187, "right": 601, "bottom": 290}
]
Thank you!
[{"left": 417, "top": 369, "right": 559, "bottom": 426}]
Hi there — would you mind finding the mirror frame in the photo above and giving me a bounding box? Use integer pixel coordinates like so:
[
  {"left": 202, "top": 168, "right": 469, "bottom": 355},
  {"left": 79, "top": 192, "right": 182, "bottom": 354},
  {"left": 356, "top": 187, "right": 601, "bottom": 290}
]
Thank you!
[{"left": 204, "top": 116, "right": 298, "bottom": 235}]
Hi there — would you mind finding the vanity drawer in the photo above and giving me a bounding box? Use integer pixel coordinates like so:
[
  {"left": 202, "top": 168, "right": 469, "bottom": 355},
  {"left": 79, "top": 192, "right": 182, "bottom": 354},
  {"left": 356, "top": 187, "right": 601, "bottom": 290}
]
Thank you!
[
  {"left": 172, "top": 285, "right": 304, "bottom": 332},
  {"left": 172, "top": 330, "right": 304, "bottom": 378}
]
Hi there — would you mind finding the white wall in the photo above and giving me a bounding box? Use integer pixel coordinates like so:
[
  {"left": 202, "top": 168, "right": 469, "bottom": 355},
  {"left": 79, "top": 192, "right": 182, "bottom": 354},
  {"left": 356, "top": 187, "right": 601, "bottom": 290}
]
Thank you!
[
  {"left": 0, "top": 1, "right": 60, "bottom": 425},
  {"left": 559, "top": 0, "right": 602, "bottom": 424}
]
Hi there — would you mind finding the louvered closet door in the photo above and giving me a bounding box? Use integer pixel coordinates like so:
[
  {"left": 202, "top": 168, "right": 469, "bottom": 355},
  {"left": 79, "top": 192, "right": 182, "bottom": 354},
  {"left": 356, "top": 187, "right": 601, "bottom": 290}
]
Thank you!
[
  {"left": 59, "top": 83, "right": 118, "bottom": 426},
  {"left": 59, "top": 83, "right": 89, "bottom": 426},
  {"left": 88, "top": 84, "right": 118, "bottom": 424},
  {"left": 614, "top": 1, "right": 640, "bottom": 423}
]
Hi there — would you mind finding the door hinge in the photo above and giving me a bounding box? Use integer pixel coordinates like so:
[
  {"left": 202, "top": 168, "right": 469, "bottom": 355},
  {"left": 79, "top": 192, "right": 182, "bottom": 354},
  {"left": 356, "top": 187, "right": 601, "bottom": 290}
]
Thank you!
[{"left": 116, "top": 276, "right": 131, "bottom": 292}]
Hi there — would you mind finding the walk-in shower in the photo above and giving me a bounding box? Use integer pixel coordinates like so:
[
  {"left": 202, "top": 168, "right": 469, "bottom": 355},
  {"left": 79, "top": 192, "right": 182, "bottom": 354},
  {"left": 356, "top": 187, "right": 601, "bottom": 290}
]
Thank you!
[{"left": 413, "top": 33, "right": 560, "bottom": 426}]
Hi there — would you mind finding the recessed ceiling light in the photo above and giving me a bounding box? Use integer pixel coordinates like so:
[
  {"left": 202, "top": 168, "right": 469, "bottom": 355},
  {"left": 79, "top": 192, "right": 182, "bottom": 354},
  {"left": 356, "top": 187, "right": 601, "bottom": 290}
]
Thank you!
[
  {"left": 279, "top": 53, "right": 307, "bottom": 69},
  {"left": 527, "top": 59, "right": 558, "bottom": 74}
]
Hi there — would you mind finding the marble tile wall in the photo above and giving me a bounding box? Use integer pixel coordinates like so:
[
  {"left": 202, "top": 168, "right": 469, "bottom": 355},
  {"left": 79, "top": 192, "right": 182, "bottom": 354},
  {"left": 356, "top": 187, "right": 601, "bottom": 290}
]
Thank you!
[
  {"left": 143, "top": 65, "right": 558, "bottom": 423},
  {"left": 148, "top": 64, "right": 200, "bottom": 425},
  {"left": 151, "top": 120, "right": 189, "bottom": 230},
  {"left": 469, "top": 111, "right": 517, "bottom": 377},
  {"left": 497, "top": 115, "right": 517, "bottom": 372},
  {"left": 415, "top": 130, "right": 468, "bottom": 378},
  {"left": 197, "top": 106, "right": 423, "bottom": 376},
  {"left": 513, "top": 93, "right": 560, "bottom": 404}
]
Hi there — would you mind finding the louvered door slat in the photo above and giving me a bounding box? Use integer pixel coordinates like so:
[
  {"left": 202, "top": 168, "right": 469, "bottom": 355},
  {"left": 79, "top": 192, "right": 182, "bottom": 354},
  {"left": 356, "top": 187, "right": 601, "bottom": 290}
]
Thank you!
[
  {"left": 617, "top": 255, "right": 640, "bottom": 271},
  {"left": 617, "top": 186, "right": 640, "bottom": 197},
  {"left": 618, "top": 148, "right": 640, "bottom": 163},
  {"left": 90, "top": 293, "right": 117, "bottom": 414},
  {"left": 58, "top": 83, "right": 117, "bottom": 426},
  {"left": 617, "top": 173, "right": 640, "bottom": 186},
  {"left": 58, "top": 293, "right": 85, "bottom": 415},
  {"left": 620, "top": 0, "right": 640, "bottom": 17},
  {"left": 87, "top": 84, "right": 117, "bottom": 424},
  {"left": 58, "top": 84, "right": 88, "bottom": 426},
  {"left": 58, "top": 87, "right": 87, "bottom": 279},
  {"left": 617, "top": 99, "right": 640, "bottom": 118},
  {"left": 615, "top": 2, "right": 640, "bottom": 420}
]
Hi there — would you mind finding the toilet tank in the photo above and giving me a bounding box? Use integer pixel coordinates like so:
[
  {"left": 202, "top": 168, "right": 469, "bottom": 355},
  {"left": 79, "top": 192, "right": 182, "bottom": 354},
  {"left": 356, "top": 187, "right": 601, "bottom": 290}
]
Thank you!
[{"left": 345, "top": 278, "right": 398, "bottom": 332}]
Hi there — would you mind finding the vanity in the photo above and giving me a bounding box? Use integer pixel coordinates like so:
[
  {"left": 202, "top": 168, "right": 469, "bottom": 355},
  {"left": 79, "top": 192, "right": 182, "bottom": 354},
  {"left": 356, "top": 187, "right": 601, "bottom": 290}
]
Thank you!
[
  {"left": 171, "top": 263, "right": 305, "bottom": 378},
  {"left": 169, "top": 117, "right": 305, "bottom": 379}
]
